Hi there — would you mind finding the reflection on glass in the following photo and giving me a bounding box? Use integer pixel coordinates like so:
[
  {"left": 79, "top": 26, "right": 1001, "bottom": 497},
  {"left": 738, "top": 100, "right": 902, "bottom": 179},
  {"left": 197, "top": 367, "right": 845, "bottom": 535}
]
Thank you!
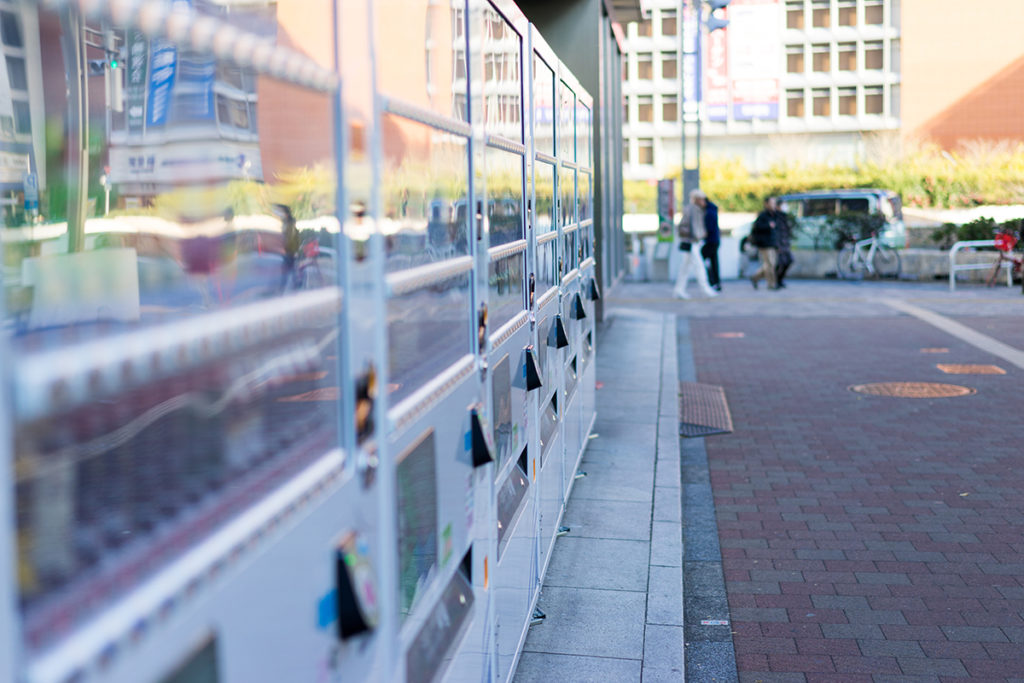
[
  {"left": 534, "top": 161, "right": 555, "bottom": 234},
  {"left": 388, "top": 273, "right": 472, "bottom": 403},
  {"left": 481, "top": 5, "right": 522, "bottom": 141},
  {"left": 487, "top": 148, "right": 524, "bottom": 248},
  {"left": 489, "top": 251, "right": 524, "bottom": 330},
  {"left": 578, "top": 171, "right": 592, "bottom": 223},
  {"left": 559, "top": 167, "right": 575, "bottom": 227},
  {"left": 532, "top": 54, "right": 554, "bottom": 156},
  {"left": 577, "top": 102, "right": 592, "bottom": 168},
  {"left": 563, "top": 229, "right": 578, "bottom": 272},
  {"left": 375, "top": 0, "right": 467, "bottom": 123},
  {"left": 537, "top": 240, "right": 557, "bottom": 294},
  {"left": 381, "top": 113, "right": 470, "bottom": 270},
  {"left": 4, "top": 2, "right": 341, "bottom": 650},
  {"left": 558, "top": 80, "right": 575, "bottom": 162}
]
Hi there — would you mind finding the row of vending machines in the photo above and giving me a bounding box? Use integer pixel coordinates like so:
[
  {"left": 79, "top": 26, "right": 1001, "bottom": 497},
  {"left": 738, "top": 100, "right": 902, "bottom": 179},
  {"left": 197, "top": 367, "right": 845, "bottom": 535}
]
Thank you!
[{"left": 0, "top": 0, "right": 601, "bottom": 681}]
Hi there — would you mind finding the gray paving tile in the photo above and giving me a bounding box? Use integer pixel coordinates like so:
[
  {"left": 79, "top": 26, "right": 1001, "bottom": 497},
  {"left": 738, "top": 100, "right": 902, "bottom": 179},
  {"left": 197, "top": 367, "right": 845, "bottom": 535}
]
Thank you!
[
  {"left": 562, "top": 498, "right": 652, "bottom": 541},
  {"left": 646, "top": 565, "right": 684, "bottom": 626},
  {"left": 522, "top": 586, "right": 647, "bottom": 660},
  {"left": 650, "top": 520, "right": 683, "bottom": 567},
  {"left": 652, "top": 486, "right": 681, "bottom": 522},
  {"left": 571, "top": 460, "right": 655, "bottom": 503},
  {"left": 514, "top": 652, "right": 641, "bottom": 683},
  {"left": 642, "top": 624, "right": 684, "bottom": 679},
  {"left": 544, "top": 536, "right": 651, "bottom": 592}
]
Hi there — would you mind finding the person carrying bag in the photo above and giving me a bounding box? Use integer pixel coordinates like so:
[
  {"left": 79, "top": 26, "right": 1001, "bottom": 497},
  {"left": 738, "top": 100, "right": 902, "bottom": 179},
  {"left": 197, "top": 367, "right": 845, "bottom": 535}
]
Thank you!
[{"left": 673, "top": 190, "right": 717, "bottom": 299}]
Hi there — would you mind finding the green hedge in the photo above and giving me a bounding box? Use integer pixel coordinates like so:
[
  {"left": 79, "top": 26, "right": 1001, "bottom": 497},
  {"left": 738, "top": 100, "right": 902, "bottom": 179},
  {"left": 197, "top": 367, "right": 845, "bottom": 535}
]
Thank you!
[{"left": 626, "top": 142, "right": 1024, "bottom": 214}]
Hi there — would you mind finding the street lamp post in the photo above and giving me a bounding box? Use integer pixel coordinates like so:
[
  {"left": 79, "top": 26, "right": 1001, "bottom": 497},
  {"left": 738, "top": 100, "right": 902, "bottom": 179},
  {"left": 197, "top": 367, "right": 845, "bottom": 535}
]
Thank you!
[{"left": 681, "top": 1, "right": 730, "bottom": 202}]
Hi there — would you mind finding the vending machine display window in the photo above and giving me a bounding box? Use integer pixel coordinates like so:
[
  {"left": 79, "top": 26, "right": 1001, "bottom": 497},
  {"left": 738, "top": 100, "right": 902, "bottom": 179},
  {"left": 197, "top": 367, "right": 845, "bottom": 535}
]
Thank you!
[{"left": 396, "top": 430, "right": 440, "bottom": 620}]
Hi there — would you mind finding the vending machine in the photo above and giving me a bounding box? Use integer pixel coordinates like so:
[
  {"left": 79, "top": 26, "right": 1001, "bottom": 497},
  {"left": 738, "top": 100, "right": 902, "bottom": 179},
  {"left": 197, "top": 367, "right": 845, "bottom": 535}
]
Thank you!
[{"left": 0, "top": 1, "right": 600, "bottom": 682}]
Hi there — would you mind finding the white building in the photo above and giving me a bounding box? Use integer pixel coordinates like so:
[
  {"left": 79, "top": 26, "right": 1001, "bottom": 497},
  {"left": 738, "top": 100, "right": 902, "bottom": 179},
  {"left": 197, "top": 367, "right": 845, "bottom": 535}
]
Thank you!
[{"left": 622, "top": 0, "right": 901, "bottom": 179}]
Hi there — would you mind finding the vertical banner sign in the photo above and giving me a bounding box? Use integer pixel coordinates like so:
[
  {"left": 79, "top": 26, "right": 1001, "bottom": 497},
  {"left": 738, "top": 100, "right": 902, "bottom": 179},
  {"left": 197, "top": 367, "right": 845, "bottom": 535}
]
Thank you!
[
  {"left": 146, "top": 40, "right": 177, "bottom": 127},
  {"left": 126, "top": 30, "right": 148, "bottom": 132},
  {"left": 657, "top": 179, "right": 675, "bottom": 241},
  {"left": 728, "top": 0, "right": 781, "bottom": 120},
  {"left": 682, "top": 4, "right": 699, "bottom": 122},
  {"left": 705, "top": 10, "right": 730, "bottom": 121}
]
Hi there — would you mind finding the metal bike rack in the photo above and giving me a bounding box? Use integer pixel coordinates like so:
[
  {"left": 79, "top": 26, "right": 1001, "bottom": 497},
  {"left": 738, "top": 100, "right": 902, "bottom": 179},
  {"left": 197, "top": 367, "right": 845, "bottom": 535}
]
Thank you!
[{"left": 948, "top": 240, "right": 1012, "bottom": 291}]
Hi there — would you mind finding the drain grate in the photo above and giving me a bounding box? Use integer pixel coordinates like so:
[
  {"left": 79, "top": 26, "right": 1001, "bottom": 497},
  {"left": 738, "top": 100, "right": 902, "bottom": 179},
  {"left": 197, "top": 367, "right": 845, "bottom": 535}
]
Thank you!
[
  {"left": 936, "top": 363, "right": 1006, "bottom": 375},
  {"left": 713, "top": 332, "right": 745, "bottom": 339},
  {"left": 920, "top": 347, "right": 949, "bottom": 354},
  {"left": 849, "top": 382, "right": 975, "bottom": 398},
  {"left": 679, "top": 382, "right": 733, "bottom": 437}
]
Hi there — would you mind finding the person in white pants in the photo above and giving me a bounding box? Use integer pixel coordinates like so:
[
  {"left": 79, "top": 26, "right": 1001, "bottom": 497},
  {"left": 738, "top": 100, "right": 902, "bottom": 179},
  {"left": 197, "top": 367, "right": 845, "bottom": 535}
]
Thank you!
[{"left": 673, "top": 189, "right": 718, "bottom": 299}]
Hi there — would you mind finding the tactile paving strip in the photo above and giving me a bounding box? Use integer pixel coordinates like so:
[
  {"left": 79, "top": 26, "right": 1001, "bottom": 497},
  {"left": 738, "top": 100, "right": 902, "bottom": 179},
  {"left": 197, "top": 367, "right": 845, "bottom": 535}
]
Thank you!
[
  {"left": 849, "top": 382, "right": 976, "bottom": 398},
  {"left": 936, "top": 363, "right": 1007, "bottom": 375},
  {"left": 679, "top": 382, "right": 734, "bottom": 437}
]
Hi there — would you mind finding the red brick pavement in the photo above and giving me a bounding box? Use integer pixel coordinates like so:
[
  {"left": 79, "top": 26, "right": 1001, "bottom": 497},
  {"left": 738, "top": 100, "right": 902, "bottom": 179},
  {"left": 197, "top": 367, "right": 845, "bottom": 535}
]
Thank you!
[{"left": 692, "top": 315, "right": 1024, "bottom": 682}]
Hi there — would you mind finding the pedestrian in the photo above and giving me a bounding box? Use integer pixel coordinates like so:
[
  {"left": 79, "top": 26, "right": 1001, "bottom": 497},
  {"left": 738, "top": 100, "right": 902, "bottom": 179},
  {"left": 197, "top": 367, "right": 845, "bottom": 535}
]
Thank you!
[
  {"left": 774, "top": 203, "right": 793, "bottom": 288},
  {"left": 750, "top": 197, "right": 780, "bottom": 290},
  {"left": 699, "top": 192, "right": 722, "bottom": 291},
  {"left": 673, "top": 189, "right": 718, "bottom": 300}
]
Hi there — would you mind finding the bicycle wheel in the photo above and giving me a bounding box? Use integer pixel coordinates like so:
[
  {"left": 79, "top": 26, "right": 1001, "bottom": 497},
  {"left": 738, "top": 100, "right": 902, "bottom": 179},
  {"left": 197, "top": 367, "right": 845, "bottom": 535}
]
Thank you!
[
  {"left": 836, "top": 244, "right": 863, "bottom": 280},
  {"left": 871, "top": 245, "right": 901, "bottom": 279}
]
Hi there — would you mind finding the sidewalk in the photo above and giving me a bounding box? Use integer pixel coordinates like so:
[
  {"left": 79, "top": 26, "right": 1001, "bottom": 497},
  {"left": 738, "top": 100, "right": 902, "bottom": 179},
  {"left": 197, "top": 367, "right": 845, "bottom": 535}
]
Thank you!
[{"left": 514, "top": 309, "right": 686, "bottom": 682}]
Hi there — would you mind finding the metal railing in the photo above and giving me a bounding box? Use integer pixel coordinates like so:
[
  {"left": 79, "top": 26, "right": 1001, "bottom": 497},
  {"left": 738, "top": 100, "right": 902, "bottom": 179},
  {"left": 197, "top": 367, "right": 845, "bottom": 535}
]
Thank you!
[{"left": 948, "top": 239, "right": 1012, "bottom": 291}]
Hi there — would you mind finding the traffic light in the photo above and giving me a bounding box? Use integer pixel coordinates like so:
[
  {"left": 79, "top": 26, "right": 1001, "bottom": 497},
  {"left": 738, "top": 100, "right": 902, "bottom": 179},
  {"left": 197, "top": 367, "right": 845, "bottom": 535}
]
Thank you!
[{"left": 706, "top": 0, "right": 730, "bottom": 32}]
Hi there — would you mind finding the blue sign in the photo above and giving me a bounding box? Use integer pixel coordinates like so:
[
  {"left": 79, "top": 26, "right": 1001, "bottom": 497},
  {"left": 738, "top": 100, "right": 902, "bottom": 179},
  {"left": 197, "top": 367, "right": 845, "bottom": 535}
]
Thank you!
[{"left": 146, "top": 40, "right": 177, "bottom": 127}]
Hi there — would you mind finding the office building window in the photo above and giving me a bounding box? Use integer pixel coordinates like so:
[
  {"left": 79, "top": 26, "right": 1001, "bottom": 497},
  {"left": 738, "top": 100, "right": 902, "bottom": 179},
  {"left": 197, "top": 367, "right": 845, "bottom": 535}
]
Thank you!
[
  {"left": 662, "top": 94, "right": 678, "bottom": 122},
  {"left": 12, "top": 99, "right": 30, "bottom": 134},
  {"left": 812, "top": 88, "right": 830, "bottom": 117},
  {"left": 638, "top": 138, "right": 654, "bottom": 165},
  {"left": 891, "top": 39, "right": 901, "bottom": 73},
  {"left": 623, "top": 97, "right": 629, "bottom": 123},
  {"left": 864, "top": 41, "right": 883, "bottom": 70},
  {"left": 812, "top": 44, "right": 830, "bottom": 72},
  {"left": 0, "top": 10, "right": 22, "bottom": 47},
  {"left": 662, "top": 51, "right": 677, "bottom": 79},
  {"left": 891, "top": 84, "right": 900, "bottom": 117},
  {"left": 622, "top": 57, "right": 628, "bottom": 82},
  {"left": 786, "top": 1, "right": 804, "bottom": 29},
  {"left": 623, "top": 140, "right": 630, "bottom": 164},
  {"left": 838, "top": 87, "right": 856, "bottom": 115},
  {"left": 864, "top": 85, "right": 883, "bottom": 114},
  {"left": 838, "top": 0, "right": 856, "bottom": 26},
  {"left": 6, "top": 55, "right": 26, "bottom": 91},
  {"left": 636, "top": 19, "right": 652, "bottom": 37},
  {"left": 637, "top": 53, "right": 653, "bottom": 80},
  {"left": 837, "top": 43, "right": 856, "bottom": 71},
  {"left": 661, "top": 9, "right": 677, "bottom": 37},
  {"left": 811, "top": 0, "right": 830, "bottom": 28},
  {"left": 787, "top": 45, "right": 805, "bottom": 73},
  {"left": 787, "top": 89, "right": 805, "bottom": 118},
  {"left": 637, "top": 95, "right": 653, "bottom": 122},
  {"left": 864, "top": 0, "right": 884, "bottom": 25}
]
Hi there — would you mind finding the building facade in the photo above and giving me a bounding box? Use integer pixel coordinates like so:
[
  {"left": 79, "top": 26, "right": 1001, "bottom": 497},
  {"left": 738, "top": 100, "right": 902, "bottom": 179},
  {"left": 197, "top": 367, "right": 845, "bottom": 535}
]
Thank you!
[{"left": 623, "top": 0, "right": 903, "bottom": 178}]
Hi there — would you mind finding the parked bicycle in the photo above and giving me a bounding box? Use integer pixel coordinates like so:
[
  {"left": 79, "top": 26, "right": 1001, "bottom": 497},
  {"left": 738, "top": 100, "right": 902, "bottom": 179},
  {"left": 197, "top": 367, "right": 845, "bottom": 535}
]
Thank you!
[
  {"left": 985, "top": 227, "right": 1023, "bottom": 287},
  {"left": 836, "top": 231, "right": 901, "bottom": 280}
]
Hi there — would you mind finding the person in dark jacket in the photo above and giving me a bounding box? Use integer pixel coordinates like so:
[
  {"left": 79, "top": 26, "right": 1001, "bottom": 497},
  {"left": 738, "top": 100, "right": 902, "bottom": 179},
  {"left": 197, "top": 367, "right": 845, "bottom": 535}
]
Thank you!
[
  {"left": 750, "top": 197, "right": 780, "bottom": 290},
  {"left": 774, "top": 206, "right": 793, "bottom": 288},
  {"left": 699, "top": 194, "right": 722, "bottom": 290}
]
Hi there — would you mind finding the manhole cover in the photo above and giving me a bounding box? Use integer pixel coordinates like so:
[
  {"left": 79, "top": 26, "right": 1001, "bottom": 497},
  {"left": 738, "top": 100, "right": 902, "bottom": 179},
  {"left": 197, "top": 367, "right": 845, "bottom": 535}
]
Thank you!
[
  {"left": 920, "top": 347, "right": 949, "bottom": 353},
  {"left": 849, "top": 382, "right": 975, "bottom": 398},
  {"left": 936, "top": 364, "right": 1006, "bottom": 375}
]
